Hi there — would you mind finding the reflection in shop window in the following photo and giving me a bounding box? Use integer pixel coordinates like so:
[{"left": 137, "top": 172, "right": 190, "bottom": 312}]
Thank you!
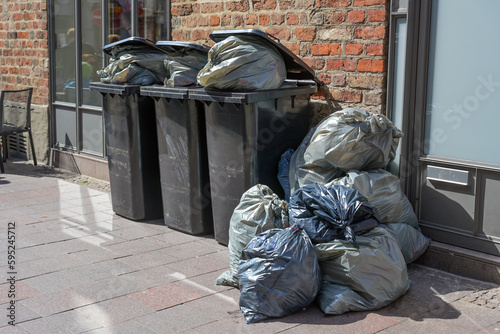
[
  {"left": 107, "top": 0, "right": 167, "bottom": 43},
  {"left": 139, "top": 0, "right": 167, "bottom": 41},
  {"left": 54, "top": 1, "right": 76, "bottom": 103},
  {"left": 81, "top": 0, "right": 102, "bottom": 106},
  {"left": 108, "top": 0, "right": 131, "bottom": 43}
]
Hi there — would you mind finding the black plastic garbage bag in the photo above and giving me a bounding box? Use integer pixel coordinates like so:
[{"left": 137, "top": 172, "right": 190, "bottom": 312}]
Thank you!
[
  {"left": 289, "top": 183, "right": 380, "bottom": 247},
  {"left": 215, "top": 185, "right": 288, "bottom": 288},
  {"left": 98, "top": 44, "right": 168, "bottom": 85},
  {"left": 315, "top": 227, "right": 410, "bottom": 314},
  {"left": 238, "top": 226, "right": 322, "bottom": 324},
  {"left": 289, "top": 108, "right": 403, "bottom": 193},
  {"left": 277, "top": 148, "right": 295, "bottom": 202},
  {"left": 197, "top": 35, "right": 287, "bottom": 90}
]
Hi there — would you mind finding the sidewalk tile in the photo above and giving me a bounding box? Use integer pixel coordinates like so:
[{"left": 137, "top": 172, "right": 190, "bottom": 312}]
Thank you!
[
  {"left": 0, "top": 302, "right": 42, "bottom": 326},
  {"left": 128, "top": 282, "right": 204, "bottom": 311},
  {"left": 75, "top": 295, "right": 155, "bottom": 326},
  {"left": 68, "top": 211, "right": 117, "bottom": 225},
  {"left": 0, "top": 214, "right": 43, "bottom": 226},
  {"left": 77, "top": 232, "right": 127, "bottom": 248},
  {"left": 19, "top": 288, "right": 94, "bottom": 317},
  {"left": 479, "top": 322, "right": 500, "bottom": 333},
  {"left": 62, "top": 221, "right": 124, "bottom": 238},
  {"left": 134, "top": 303, "right": 218, "bottom": 333},
  {"left": 158, "top": 240, "right": 221, "bottom": 260},
  {"left": 378, "top": 290, "right": 460, "bottom": 322},
  {"left": 69, "top": 258, "right": 137, "bottom": 284},
  {"left": 277, "top": 308, "right": 401, "bottom": 334},
  {"left": 67, "top": 247, "right": 121, "bottom": 265},
  {"left": 150, "top": 229, "right": 201, "bottom": 245},
  {"left": 19, "top": 238, "right": 90, "bottom": 258},
  {"left": 105, "top": 224, "right": 166, "bottom": 241},
  {"left": 406, "top": 264, "right": 491, "bottom": 303},
  {"left": 174, "top": 271, "right": 234, "bottom": 296},
  {"left": 117, "top": 247, "right": 183, "bottom": 270},
  {"left": 118, "top": 265, "right": 180, "bottom": 289},
  {"left": 0, "top": 324, "right": 31, "bottom": 333},
  {"left": 166, "top": 253, "right": 228, "bottom": 279},
  {"left": 0, "top": 281, "right": 41, "bottom": 304},
  {"left": 18, "top": 309, "right": 101, "bottom": 334},
  {"left": 65, "top": 203, "right": 112, "bottom": 215},
  {"left": 22, "top": 268, "right": 89, "bottom": 293},
  {"left": 102, "top": 236, "right": 169, "bottom": 256},
  {"left": 185, "top": 289, "right": 240, "bottom": 316},
  {"left": 379, "top": 300, "right": 500, "bottom": 333},
  {"left": 17, "top": 254, "right": 87, "bottom": 280},
  {"left": 190, "top": 315, "right": 297, "bottom": 334},
  {"left": 71, "top": 276, "right": 146, "bottom": 303},
  {"left": 83, "top": 320, "right": 157, "bottom": 334},
  {"left": 63, "top": 193, "right": 111, "bottom": 207}
]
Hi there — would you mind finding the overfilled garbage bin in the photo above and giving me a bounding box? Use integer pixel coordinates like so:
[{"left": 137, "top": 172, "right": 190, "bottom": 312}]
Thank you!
[
  {"left": 191, "top": 29, "right": 320, "bottom": 245},
  {"left": 89, "top": 37, "right": 170, "bottom": 220},
  {"left": 140, "top": 42, "right": 213, "bottom": 235}
]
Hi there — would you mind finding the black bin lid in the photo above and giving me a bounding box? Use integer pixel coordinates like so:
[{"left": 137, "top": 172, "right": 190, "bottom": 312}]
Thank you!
[
  {"left": 155, "top": 41, "right": 210, "bottom": 55},
  {"left": 209, "top": 29, "right": 320, "bottom": 85},
  {"left": 89, "top": 82, "right": 141, "bottom": 95},
  {"left": 103, "top": 36, "right": 170, "bottom": 56}
]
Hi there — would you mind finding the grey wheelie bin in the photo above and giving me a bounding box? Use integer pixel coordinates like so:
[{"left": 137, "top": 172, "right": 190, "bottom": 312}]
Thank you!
[
  {"left": 89, "top": 37, "right": 170, "bottom": 221},
  {"left": 140, "top": 41, "right": 213, "bottom": 235},
  {"left": 190, "top": 29, "right": 320, "bottom": 245}
]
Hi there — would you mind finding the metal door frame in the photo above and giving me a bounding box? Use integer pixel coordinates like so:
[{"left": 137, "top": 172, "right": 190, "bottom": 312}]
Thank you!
[
  {"left": 48, "top": 0, "right": 172, "bottom": 158},
  {"left": 399, "top": 0, "right": 500, "bottom": 255}
]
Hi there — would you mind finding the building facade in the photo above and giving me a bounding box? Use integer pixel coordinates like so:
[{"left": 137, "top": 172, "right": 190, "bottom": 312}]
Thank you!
[{"left": 0, "top": 0, "right": 498, "bottom": 267}]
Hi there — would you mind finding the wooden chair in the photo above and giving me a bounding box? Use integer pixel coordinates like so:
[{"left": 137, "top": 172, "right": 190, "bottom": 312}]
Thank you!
[{"left": 0, "top": 88, "right": 37, "bottom": 173}]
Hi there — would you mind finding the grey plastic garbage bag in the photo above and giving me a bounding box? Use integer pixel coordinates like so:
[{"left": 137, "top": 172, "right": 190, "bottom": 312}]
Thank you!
[
  {"left": 238, "top": 226, "right": 322, "bottom": 323},
  {"left": 378, "top": 222, "right": 430, "bottom": 264},
  {"left": 197, "top": 35, "right": 287, "bottom": 90},
  {"left": 98, "top": 44, "right": 168, "bottom": 85},
  {"left": 289, "top": 183, "right": 379, "bottom": 247},
  {"left": 164, "top": 48, "right": 208, "bottom": 87},
  {"left": 289, "top": 108, "right": 403, "bottom": 193},
  {"left": 315, "top": 227, "right": 410, "bottom": 314},
  {"left": 326, "top": 169, "right": 419, "bottom": 228},
  {"left": 215, "top": 184, "right": 288, "bottom": 288}
]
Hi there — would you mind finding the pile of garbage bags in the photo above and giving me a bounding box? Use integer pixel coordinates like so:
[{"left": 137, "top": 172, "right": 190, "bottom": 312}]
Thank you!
[
  {"left": 216, "top": 108, "right": 430, "bottom": 324},
  {"left": 98, "top": 42, "right": 208, "bottom": 87},
  {"left": 98, "top": 34, "right": 287, "bottom": 91}
]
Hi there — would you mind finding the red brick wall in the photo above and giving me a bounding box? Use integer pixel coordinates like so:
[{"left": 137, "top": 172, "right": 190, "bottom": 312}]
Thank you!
[
  {"left": 171, "top": 0, "right": 389, "bottom": 115},
  {"left": 0, "top": 1, "right": 49, "bottom": 105}
]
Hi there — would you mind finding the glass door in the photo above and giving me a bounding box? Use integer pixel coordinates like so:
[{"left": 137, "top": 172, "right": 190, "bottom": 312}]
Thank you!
[
  {"left": 52, "top": 0, "right": 104, "bottom": 156},
  {"left": 410, "top": 0, "right": 500, "bottom": 255}
]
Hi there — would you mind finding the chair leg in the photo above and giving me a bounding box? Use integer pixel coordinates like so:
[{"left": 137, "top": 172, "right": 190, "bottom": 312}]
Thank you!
[
  {"left": 28, "top": 131, "right": 37, "bottom": 166},
  {"left": 0, "top": 140, "right": 4, "bottom": 173},
  {"left": 2, "top": 136, "right": 7, "bottom": 161}
]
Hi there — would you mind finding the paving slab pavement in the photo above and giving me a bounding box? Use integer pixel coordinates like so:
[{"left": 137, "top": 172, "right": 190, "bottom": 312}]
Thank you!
[{"left": 0, "top": 160, "right": 499, "bottom": 333}]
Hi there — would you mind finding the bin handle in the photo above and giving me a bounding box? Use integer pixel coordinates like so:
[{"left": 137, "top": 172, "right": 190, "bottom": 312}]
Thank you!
[{"left": 267, "top": 33, "right": 281, "bottom": 44}]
